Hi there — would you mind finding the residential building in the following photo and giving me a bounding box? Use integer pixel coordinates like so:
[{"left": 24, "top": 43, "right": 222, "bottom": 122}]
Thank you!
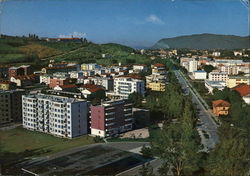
[
  {"left": 0, "top": 89, "right": 25, "bottom": 125},
  {"left": 212, "top": 99, "right": 230, "bottom": 116},
  {"left": 41, "top": 65, "right": 78, "bottom": 74},
  {"left": 133, "top": 64, "right": 148, "bottom": 73},
  {"left": 10, "top": 74, "right": 38, "bottom": 87},
  {"left": 8, "top": 65, "right": 32, "bottom": 78},
  {"left": 0, "top": 81, "right": 15, "bottom": 90},
  {"left": 208, "top": 71, "right": 228, "bottom": 82},
  {"left": 226, "top": 76, "right": 250, "bottom": 88},
  {"left": 79, "top": 84, "right": 105, "bottom": 99},
  {"left": 0, "top": 65, "right": 10, "bottom": 78},
  {"left": 205, "top": 80, "right": 226, "bottom": 94},
  {"left": 114, "top": 77, "right": 145, "bottom": 99},
  {"left": 49, "top": 77, "right": 77, "bottom": 89},
  {"left": 22, "top": 94, "right": 88, "bottom": 138},
  {"left": 193, "top": 70, "right": 207, "bottom": 80},
  {"left": 232, "top": 84, "right": 250, "bottom": 105},
  {"left": 90, "top": 100, "right": 133, "bottom": 137},
  {"left": 147, "top": 82, "right": 166, "bottom": 92},
  {"left": 146, "top": 63, "right": 167, "bottom": 92},
  {"left": 81, "top": 63, "right": 100, "bottom": 71}
]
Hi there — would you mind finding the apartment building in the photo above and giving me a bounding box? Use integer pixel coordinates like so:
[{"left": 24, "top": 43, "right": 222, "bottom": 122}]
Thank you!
[
  {"left": 226, "top": 76, "right": 250, "bottom": 88},
  {"left": 113, "top": 77, "right": 145, "bottom": 99},
  {"left": 0, "top": 89, "right": 25, "bottom": 125},
  {"left": 90, "top": 100, "right": 133, "bottom": 137},
  {"left": 208, "top": 71, "right": 228, "bottom": 82},
  {"left": 193, "top": 70, "right": 207, "bottom": 80},
  {"left": 22, "top": 94, "right": 88, "bottom": 138},
  {"left": 146, "top": 63, "right": 167, "bottom": 92}
]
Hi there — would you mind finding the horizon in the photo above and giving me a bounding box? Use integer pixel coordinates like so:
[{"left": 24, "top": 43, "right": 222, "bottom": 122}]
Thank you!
[{"left": 1, "top": 0, "right": 248, "bottom": 47}]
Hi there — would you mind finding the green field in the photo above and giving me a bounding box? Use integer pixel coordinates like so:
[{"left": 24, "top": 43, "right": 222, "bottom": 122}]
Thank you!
[{"left": 0, "top": 127, "right": 95, "bottom": 156}]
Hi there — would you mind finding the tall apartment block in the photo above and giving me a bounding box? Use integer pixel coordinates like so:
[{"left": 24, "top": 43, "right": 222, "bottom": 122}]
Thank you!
[
  {"left": 90, "top": 100, "right": 133, "bottom": 137},
  {"left": 0, "top": 89, "right": 25, "bottom": 126},
  {"left": 22, "top": 94, "right": 88, "bottom": 138}
]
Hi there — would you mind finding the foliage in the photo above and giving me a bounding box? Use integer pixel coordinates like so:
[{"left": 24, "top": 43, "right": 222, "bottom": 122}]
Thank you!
[
  {"left": 202, "top": 65, "right": 216, "bottom": 74},
  {"left": 141, "top": 145, "right": 154, "bottom": 158},
  {"left": 206, "top": 124, "right": 250, "bottom": 176},
  {"left": 138, "top": 163, "right": 155, "bottom": 176},
  {"left": 128, "top": 92, "right": 143, "bottom": 108}
]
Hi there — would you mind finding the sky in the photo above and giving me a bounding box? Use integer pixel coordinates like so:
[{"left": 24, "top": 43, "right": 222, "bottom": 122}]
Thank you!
[{"left": 0, "top": 0, "right": 249, "bottom": 47}]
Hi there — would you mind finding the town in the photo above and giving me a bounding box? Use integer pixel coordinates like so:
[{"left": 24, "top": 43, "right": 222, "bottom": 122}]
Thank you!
[{"left": 0, "top": 0, "right": 250, "bottom": 175}]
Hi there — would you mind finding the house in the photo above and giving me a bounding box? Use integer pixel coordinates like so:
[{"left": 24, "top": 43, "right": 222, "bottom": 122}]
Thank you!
[
  {"left": 79, "top": 84, "right": 105, "bottom": 99},
  {"left": 0, "top": 80, "right": 16, "bottom": 90},
  {"left": 49, "top": 77, "right": 77, "bottom": 89},
  {"left": 133, "top": 64, "right": 148, "bottom": 73},
  {"left": 10, "top": 74, "right": 38, "bottom": 87},
  {"left": 53, "top": 84, "right": 78, "bottom": 92},
  {"left": 232, "top": 84, "right": 250, "bottom": 105},
  {"left": 212, "top": 99, "right": 230, "bottom": 116}
]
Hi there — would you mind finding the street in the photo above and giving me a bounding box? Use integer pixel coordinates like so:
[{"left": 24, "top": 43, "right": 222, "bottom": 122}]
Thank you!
[{"left": 174, "top": 70, "right": 219, "bottom": 151}]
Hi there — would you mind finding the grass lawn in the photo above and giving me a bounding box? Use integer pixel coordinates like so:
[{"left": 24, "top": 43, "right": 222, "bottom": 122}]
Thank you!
[{"left": 0, "top": 127, "right": 95, "bottom": 157}]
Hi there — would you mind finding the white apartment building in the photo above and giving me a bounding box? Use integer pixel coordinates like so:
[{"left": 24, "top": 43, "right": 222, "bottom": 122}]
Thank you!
[
  {"left": 22, "top": 94, "right": 88, "bottom": 138},
  {"left": 188, "top": 60, "right": 198, "bottom": 72},
  {"left": 212, "top": 52, "right": 221, "bottom": 57},
  {"left": 208, "top": 71, "right": 228, "bottom": 82},
  {"left": 114, "top": 77, "right": 145, "bottom": 99},
  {"left": 193, "top": 70, "right": 207, "bottom": 80},
  {"left": 133, "top": 64, "right": 148, "bottom": 73}
]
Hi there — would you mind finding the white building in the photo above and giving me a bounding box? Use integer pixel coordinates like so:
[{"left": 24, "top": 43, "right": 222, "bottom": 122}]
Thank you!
[
  {"left": 193, "top": 70, "right": 207, "bottom": 80},
  {"left": 205, "top": 80, "right": 226, "bottom": 94},
  {"left": 208, "top": 71, "right": 228, "bottom": 82},
  {"left": 133, "top": 64, "right": 148, "bottom": 73},
  {"left": 113, "top": 77, "right": 145, "bottom": 99},
  {"left": 188, "top": 59, "right": 198, "bottom": 72},
  {"left": 212, "top": 52, "right": 221, "bottom": 57},
  {"left": 22, "top": 94, "right": 88, "bottom": 138},
  {"left": 40, "top": 74, "right": 51, "bottom": 85}
]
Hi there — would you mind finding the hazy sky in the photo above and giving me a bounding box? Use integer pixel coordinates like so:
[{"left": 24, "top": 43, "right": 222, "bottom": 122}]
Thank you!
[{"left": 1, "top": 0, "right": 248, "bottom": 47}]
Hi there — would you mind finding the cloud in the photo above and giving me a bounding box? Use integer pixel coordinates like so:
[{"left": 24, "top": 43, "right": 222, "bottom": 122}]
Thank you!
[
  {"left": 146, "top": 14, "right": 165, "bottom": 24},
  {"left": 59, "top": 32, "right": 86, "bottom": 38}
]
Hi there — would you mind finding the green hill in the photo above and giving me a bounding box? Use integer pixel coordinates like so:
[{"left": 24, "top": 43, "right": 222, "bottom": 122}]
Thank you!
[
  {"left": 152, "top": 34, "right": 250, "bottom": 50},
  {"left": 0, "top": 35, "right": 150, "bottom": 65}
]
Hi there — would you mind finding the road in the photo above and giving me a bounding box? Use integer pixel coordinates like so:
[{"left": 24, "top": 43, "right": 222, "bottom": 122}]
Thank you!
[{"left": 174, "top": 70, "right": 219, "bottom": 151}]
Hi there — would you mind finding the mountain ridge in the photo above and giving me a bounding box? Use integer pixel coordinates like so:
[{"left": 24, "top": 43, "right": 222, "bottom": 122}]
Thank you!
[{"left": 152, "top": 33, "right": 250, "bottom": 50}]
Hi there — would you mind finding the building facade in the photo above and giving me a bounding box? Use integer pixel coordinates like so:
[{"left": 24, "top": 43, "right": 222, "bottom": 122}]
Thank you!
[
  {"left": 226, "top": 76, "right": 250, "bottom": 88},
  {"left": 208, "top": 71, "right": 228, "bottom": 82},
  {"left": 90, "top": 100, "right": 133, "bottom": 137},
  {"left": 114, "top": 77, "right": 145, "bottom": 99},
  {"left": 22, "top": 94, "right": 88, "bottom": 138},
  {"left": 0, "top": 89, "right": 25, "bottom": 125}
]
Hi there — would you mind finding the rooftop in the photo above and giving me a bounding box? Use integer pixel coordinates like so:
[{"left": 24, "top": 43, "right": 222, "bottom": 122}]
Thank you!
[
  {"left": 232, "top": 84, "right": 250, "bottom": 97},
  {"left": 212, "top": 99, "right": 230, "bottom": 107}
]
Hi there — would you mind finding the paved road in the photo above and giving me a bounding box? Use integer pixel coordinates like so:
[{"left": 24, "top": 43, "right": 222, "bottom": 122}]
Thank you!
[{"left": 174, "top": 70, "right": 219, "bottom": 151}]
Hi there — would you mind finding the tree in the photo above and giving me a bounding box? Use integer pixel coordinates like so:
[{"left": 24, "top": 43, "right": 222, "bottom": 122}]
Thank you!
[
  {"left": 202, "top": 65, "right": 216, "bottom": 74},
  {"left": 128, "top": 92, "right": 143, "bottom": 107},
  {"left": 207, "top": 125, "right": 250, "bottom": 176},
  {"left": 138, "top": 162, "right": 155, "bottom": 176}
]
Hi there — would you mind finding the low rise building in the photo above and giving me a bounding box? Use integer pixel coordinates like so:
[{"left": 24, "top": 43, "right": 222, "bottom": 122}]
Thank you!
[
  {"left": 208, "top": 71, "right": 228, "bottom": 82},
  {"left": 226, "top": 76, "right": 250, "bottom": 88},
  {"left": 205, "top": 80, "right": 226, "bottom": 94},
  {"left": 232, "top": 84, "right": 250, "bottom": 105},
  {"left": 133, "top": 64, "right": 148, "bottom": 73},
  {"left": 212, "top": 99, "right": 230, "bottom": 116},
  {"left": 147, "top": 82, "right": 166, "bottom": 92},
  {"left": 90, "top": 100, "right": 133, "bottom": 137},
  {"left": 22, "top": 94, "right": 88, "bottom": 138},
  {"left": 193, "top": 70, "right": 207, "bottom": 80}
]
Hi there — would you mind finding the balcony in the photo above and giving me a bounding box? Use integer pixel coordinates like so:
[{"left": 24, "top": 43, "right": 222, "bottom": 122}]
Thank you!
[
  {"left": 105, "top": 117, "right": 115, "bottom": 121},
  {"left": 124, "top": 113, "right": 132, "bottom": 117},
  {"left": 105, "top": 122, "right": 115, "bottom": 127},
  {"left": 105, "top": 112, "right": 115, "bottom": 116},
  {"left": 125, "top": 118, "right": 134, "bottom": 122}
]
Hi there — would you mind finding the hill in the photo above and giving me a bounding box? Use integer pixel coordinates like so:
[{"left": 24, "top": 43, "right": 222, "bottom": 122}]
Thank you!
[
  {"left": 152, "top": 34, "right": 250, "bottom": 50},
  {"left": 0, "top": 35, "right": 150, "bottom": 65}
]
